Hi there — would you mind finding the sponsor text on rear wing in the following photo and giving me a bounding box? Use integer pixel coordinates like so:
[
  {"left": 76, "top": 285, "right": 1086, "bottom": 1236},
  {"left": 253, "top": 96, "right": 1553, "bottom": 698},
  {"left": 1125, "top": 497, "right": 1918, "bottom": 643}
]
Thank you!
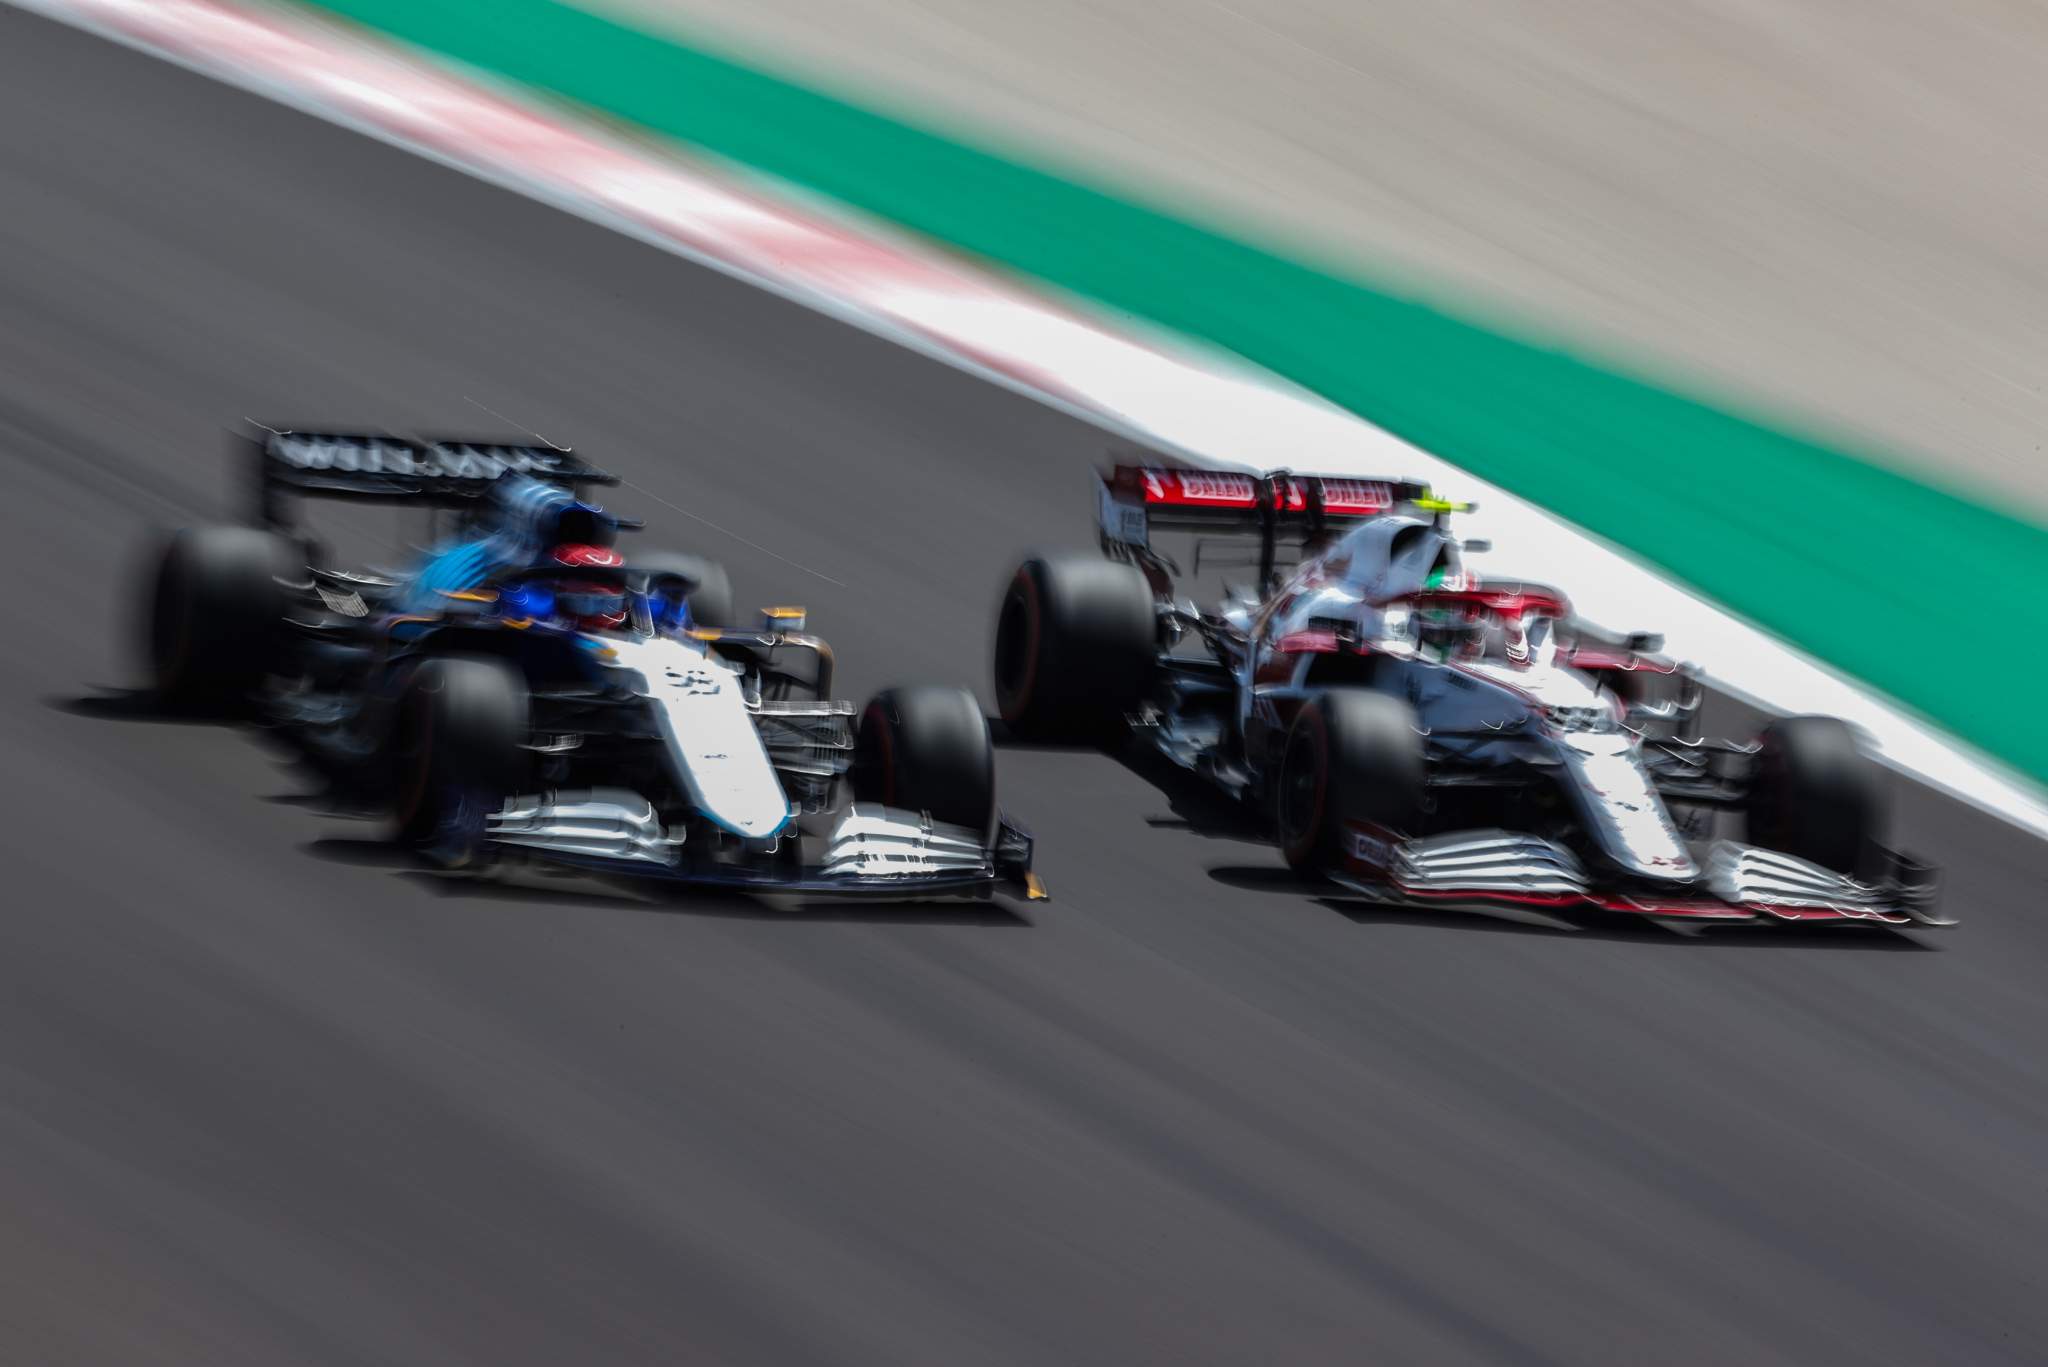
[
  {"left": 245, "top": 427, "right": 619, "bottom": 528},
  {"left": 1097, "top": 462, "right": 1454, "bottom": 585}
]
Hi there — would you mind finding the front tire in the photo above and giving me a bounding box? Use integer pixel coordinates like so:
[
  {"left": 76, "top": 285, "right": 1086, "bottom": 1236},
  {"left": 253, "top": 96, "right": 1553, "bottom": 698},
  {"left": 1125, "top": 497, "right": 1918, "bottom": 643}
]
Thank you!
[
  {"left": 993, "top": 554, "right": 1155, "bottom": 740},
  {"left": 148, "top": 525, "right": 298, "bottom": 710},
  {"left": 390, "top": 656, "right": 532, "bottom": 857},
  {"left": 853, "top": 686, "right": 996, "bottom": 837},
  {"left": 1746, "top": 715, "right": 1886, "bottom": 876},
  {"left": 1277, "top": 690, "right": 1426, "bottom": 871}
]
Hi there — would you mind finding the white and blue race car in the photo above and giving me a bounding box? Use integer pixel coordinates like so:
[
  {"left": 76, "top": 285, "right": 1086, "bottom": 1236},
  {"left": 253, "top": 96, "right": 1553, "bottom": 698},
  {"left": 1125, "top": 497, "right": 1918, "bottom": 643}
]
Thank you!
[{"left": 144, "top": 427, "right": 1038, "bottom": 901}]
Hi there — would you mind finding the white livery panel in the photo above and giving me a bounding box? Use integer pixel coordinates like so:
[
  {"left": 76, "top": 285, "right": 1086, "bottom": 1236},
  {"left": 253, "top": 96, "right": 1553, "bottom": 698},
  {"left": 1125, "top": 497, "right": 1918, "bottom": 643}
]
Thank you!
[{"left": 606, "top": 635, "right": 793, "bottom": 840}]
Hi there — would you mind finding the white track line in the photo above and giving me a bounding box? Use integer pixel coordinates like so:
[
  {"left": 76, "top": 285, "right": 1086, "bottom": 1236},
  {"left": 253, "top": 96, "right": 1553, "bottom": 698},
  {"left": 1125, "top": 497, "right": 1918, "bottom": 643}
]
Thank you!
[{"left": 16, "top": 0, "right": 2047, "bottom": 844}]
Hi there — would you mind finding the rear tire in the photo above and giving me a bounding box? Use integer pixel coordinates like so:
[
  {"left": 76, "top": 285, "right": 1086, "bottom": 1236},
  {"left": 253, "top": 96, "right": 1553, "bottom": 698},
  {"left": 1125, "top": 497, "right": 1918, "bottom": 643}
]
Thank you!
[
  {"left": 1746, "top": 715, "right": 1885, "bottom": 876},
  {"left": 853, "top": 686, "right": 996, "bottom": 836},
  {"left": 993, "top": 554, "right": 1155, "bottom": 740},
  {"left": 636, "top": 551, "right": 733, "bottom": 629},
  {"left": 1277, "top": 690, "right": 1426, "bottom": 871},
  {"left": 148, "top": 526, "right": 299, "bottom": 711},
  {"left": 390, "top": 656, "right": 532, "bottom": 856}
]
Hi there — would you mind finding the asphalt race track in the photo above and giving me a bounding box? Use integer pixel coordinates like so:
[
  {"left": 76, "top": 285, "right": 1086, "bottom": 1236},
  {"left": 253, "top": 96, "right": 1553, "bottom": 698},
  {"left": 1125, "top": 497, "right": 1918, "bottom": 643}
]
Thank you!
[{"left": 3, "top": 10, "right": 2046, "bottom": 1365}]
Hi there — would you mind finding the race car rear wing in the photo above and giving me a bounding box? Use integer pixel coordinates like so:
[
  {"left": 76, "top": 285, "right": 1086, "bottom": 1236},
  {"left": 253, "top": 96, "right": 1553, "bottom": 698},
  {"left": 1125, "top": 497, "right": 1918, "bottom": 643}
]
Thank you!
[
  {"left": 1099, "top": 463, "right": 1439, "bottom": 587},
  {"left": 246, "top": 428, "right": 619, "bottom": 528}
]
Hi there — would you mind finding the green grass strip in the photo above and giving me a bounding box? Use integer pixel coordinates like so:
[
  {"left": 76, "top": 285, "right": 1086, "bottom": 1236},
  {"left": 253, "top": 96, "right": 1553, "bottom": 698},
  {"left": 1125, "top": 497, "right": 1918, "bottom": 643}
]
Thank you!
[{"left": 301, "top": 0, "right": 2048, "bottom": 783}]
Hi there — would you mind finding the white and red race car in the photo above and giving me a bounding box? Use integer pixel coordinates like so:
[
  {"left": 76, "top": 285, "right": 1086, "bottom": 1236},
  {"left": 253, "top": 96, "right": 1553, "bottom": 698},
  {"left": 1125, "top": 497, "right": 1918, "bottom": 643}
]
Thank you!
[{"left": 993, "top": 463, "right": 1946, "bottom": 930}]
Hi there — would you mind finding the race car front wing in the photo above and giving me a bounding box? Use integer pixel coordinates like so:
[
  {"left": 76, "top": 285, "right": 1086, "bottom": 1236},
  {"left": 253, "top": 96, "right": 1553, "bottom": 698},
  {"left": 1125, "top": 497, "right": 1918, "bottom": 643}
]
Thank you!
[
  {"left": 1331, "top": 826, "right": 1946, "bottom": 928},
  {"left": 480, "top": 789, "right": 1041, "bottom": 900}
]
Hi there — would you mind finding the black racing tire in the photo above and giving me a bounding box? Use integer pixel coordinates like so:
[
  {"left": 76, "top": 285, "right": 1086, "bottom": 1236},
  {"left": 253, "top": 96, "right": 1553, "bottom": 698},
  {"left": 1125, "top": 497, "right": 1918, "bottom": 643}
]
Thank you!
[
  {"left": 993, "top": 554, "right": 1155, "bottom": 740},
  {"left": 148, "top": 525, "right": 299, "bottom": 711},
  {"left": 636, "top": 550, "right": 734, "bottom": 629},
  {"left": 1745, "top": 715, "right": 1886, "bottom": 876},
  {"left": 852, "top": 686, "right": 996, "bottom": 836},
  {"left": 390, "top": 656, "right": 532, "bottom": 851},
  {"left": 1276, "top": 689, "right": 1426, "bottom": 872}
]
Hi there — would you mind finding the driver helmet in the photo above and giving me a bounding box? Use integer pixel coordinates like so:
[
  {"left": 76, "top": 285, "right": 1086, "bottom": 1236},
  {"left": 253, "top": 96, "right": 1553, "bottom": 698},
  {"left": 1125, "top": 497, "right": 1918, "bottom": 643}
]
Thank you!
[
  {"left": 557, "top": 580, "right": 628, "bottom": 633},
  {"left": 1414, "top": 565, "right": 1483, "bottom": 658},
  {"left": 549, "top": 543, "right": 627, "bottom": 632}
]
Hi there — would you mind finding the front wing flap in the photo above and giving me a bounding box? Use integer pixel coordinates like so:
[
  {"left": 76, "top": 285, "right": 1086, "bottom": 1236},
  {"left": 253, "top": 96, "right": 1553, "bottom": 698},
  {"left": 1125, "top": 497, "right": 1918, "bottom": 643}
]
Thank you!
[
  {"left": 479, "top": 790, "right": 1040, "bottom": 900},
  {"left": 1330, "top": 825, "right": 1947, "bottom": 928}
]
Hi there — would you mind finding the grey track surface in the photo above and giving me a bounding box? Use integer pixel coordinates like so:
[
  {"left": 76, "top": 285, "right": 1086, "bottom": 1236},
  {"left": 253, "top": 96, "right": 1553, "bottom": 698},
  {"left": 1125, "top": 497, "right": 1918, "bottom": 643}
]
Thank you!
[
  {"left": 591, "top": 0, "right": 2048, "bottom": 520},
  {"left": 3, "top": 11, "right": 2047, "bottom": 1364}
]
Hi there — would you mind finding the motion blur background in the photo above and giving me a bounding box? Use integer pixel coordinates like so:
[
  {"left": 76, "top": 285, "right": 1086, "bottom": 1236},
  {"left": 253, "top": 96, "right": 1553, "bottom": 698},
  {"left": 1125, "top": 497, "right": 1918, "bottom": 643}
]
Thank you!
[
  {"left": 3, "top": 2, "right": 2047, "bottom": 1364},
  {"left": 599, "top": 0, "right": 2048, "bottom": 514}
]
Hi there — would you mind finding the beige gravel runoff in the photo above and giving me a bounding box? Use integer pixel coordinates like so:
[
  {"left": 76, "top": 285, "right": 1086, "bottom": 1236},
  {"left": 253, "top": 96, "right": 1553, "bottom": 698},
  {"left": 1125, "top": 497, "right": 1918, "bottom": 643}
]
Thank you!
[{"left": 579, "top": 0, "right": 2048, "bottom": 519}]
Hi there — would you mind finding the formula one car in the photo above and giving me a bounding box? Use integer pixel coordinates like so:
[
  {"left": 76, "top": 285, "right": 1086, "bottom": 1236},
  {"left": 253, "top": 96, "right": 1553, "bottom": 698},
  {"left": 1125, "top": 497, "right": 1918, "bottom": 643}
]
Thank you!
[
  {"left": 143, "top": 428, "right": 1039, "bottom": 900},
  {"left": 992, "top": 463, "right": 1944, "bottom": 928}
]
